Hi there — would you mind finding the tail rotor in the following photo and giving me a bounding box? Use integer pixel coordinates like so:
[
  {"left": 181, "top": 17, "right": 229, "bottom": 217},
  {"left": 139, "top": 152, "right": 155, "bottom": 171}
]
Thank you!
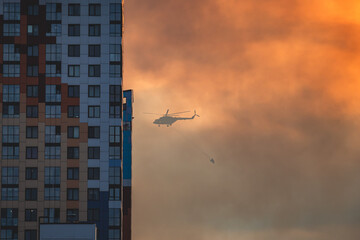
[{"left": 194, "top": 110, "right": 200, "bottom": 117}]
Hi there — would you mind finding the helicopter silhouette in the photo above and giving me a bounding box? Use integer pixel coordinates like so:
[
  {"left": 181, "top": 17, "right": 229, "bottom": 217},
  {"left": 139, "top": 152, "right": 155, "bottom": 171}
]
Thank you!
[{"left": 144, "top": 109, "right": 200, "bottom": 127}]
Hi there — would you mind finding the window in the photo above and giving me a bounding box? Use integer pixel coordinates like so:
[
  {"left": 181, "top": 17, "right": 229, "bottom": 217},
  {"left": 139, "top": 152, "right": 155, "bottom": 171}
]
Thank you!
[
  {"left": 28, "top": 5, "right": 39, "bottom": 15},
  {"left": 109, "top": 167, "right": 121, "bottom": 185},
  {"left": 110, "top": 85, "right": 122, "bottom": 103},
  {"left": 46, "top": 63, "right": 61, "bottom": 77},
  {"left": 110, "top": 3, "right": 122, "bottom": 21},
  {"left": 109, "top": 188, "right": 121, "bottom": 200},
  {"left": 88, "top": 147, "right": 100, "bottom": 159},
  {"left": 3, "top": 85, "right": 20, "bottom": 118},
  {"left": 88, "top": 106, "right": 100, "bottom": 118},
  {"left": 109, "top": 167, "right": 121, "bottom": 201},
  {"left": 26, "top": 147, "right": 38, "bottom": 159},
  {"left": 46, "top": 23, "right": 62, "bottom": 36},
  {"left": 46, "top": 85, "right": 61, "bottom": 102},
  {"left": 67, "top": 188, "right": 79, "bottom": 200},
  {"left": 0, "top": 230, "right": 17, "bottom": 240},
  {"left": 3, "top": 64, "right": 20, "bottom": 77},
  {"left": 89, "top": 24, "right": 101, "bottom": 36},
  {"left": 109, "top": 146, "right": 121, "bottom": 160},
  {"left": 87, "top": 208, "right": 100, "bottom": 221},
  {"left": 27, "top": 45, "right": 39, "bottom": 56},
  {"left": 109, "top": 229, "right": 121, "bottom": 240},
  {"left": 1, "top": 167, "right": 19, "bottom": 185},
  {"left": 45, "top": 105, "right": 61, "bottom": 118},
  {"left": 27, "top": 25, "right": 39, "bottom": 36},
  {"left": 25, "top": 230, "right": 37, "bottom": 240},
  {"left": 26, "top": 106, "right": 38, "bottom": 118},
  {"left": 25, "top": 188, "right": 37, "bottom": 201},
  {"left": 68, "top": 65, "right": 80, "bottom": 77},
  {"left": 25, "top": 209, "right": 37, "bottom": 221},
  {"left": 110, "top": 44, "right": 121, "bottom": 62},
  {"left": 44, "top": 167, "right": 60, "bottom": 200},
  {"left": 89, "top": 4, "right": 101, "bottom": 16},
  {"left": 110, "top": 85, "right": 122, "bottom": 118},
  {"left": 109, "top": 2, "right": 122, "bottom": 38},
  {"left": 68, "top": 126, "right": 80, "bottom": 139},
  {"left": 3, "top": 85, "right": 20, "bottom": 102},
  {"left": 46, "top": 3, "right": 61, "bottom": 20},
  {"left": 66, "top": 209, "right": 79, "bottom": 222},
  {"left": 88, "top": 85, "right": 100, "bottom": 97},
  {"left": 1, "top": 167, "right": 19, "bottom": 201},
  {"left": 45, "top": 146, "right": 61, "bottom": 159},
  {"left": 3, "top": 3, "right": 20, "bottom": 20},
  {"left": 27, "top": 86, "right": 38, "bottom": 98},
  {"left": 109, "top": 208, "right": 121, "bottom": 226},
  {"left": 3, "top": 44, "right": 20, "bottom": 61},
  {"left": 67, "top": 168, "right": 79, "bottom": 180},
  {"left": 67, "top": 147, "right": 79, "bottom": 159},
  {"left": 2, "top": 146, "right": 19, "bottom": 160},
  {"left": 2, "top": 126, "right": 19, "bottom": 160},
  {"left": 68, "top": 24, "right": 80, "bottom": 36},
  {"left": 110, "top": 23, "right": 121, "bottom": 37},
  {"left": 43, "top": 208, "right": 60, "bottom": 223},
  {"left": 68, "top": 4, "right": 80, "bottom": 16},
  {"left": 88, "top": 126, "right": 100, "bottom": 139},
  {"left": 68, "top": 45, "right": 80, "bottom": 57},
  {"left": 110, "top": 106, "right": 121, "bottom": 119},
  {"left": 88, "top": 45, "right": 100, "bottom": 57},
  {"left": 2, "top": 103, "right": 19, "bottom": 118},
  {"left": 46, "top": 45, "right": 61, "bottom": 77},
  {"left": 109, "top": 126, "right": 121, "bottom": 144},
  {"left": 109, "top": 63, "right": 122, "bottom": 77},
  {"left": 46, "top": 44, "right": 62, "bottom": 61},
  {"left": 45, "top": 126, "right": 61, "bottom": 143},
  {"left": 1, "top": 208, "right": 18, "bottom": 226},
  {"left": 2, "top": 126, "right": 19, "bottom": 143},
  {"left": 27, "top": 65, "right": 39, "bottom": 77},
  {"left": 68, "top": 106, "right": 80, "bottom": 118},
  {"left": 88, "top": 65, "right": 100, "bottom": 77},
  {"left": 45, "top": 167, "right": 60, "bottom": 185},
  {"left": 68, "top": 85, "right": 80, "bottom": 97},
  {"left": 1, "top": 187, "right": 18, "bottom": 200},
  {"left": 3, "top": 23, "right": 20, "bottom": 36},
  {"left": 124, "top": 122, "right": 130, "bottom": 130},
  {"left": 88, "top": 167, "right": 100, "bottom": 180},
  {"left": 88, "top": 188, "right": 100, "bottom": 201},
  {"left": 25, "top": 168, "right": 38, "bottom": 180}
]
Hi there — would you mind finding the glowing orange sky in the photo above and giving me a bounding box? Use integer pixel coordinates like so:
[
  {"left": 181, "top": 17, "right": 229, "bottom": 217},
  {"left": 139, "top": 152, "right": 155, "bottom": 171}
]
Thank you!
[{"left": 125, "top": 0, "right": 360, "bottom": 239}]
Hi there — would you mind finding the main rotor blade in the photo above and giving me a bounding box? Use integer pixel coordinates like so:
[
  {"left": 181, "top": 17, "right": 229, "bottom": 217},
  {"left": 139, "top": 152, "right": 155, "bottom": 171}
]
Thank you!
[
  {"left": 168, "top": 111, "right": 191, "bottom": 115},
  {"left": 143, "top": 112, "right": 163, "bottom": 115}
]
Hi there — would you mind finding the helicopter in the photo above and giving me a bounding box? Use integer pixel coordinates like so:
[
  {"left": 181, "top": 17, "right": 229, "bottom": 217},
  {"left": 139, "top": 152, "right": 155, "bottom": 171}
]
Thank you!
[{"left": 145, "top": 109, "right": 200, "bottom": 127}]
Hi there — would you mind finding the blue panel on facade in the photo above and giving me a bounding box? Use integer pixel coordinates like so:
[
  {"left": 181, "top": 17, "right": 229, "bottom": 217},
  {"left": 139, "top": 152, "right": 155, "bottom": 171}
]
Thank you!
[
  {"left": 123, "top": 91, "right": 133, "bottom": 122},
  {"left": 123, "top": 90, "right": 133, "bottom": 181},
  {"left": 88, "top": 191, "right": 109, "bottom": 240},
  {"left": 123, "top": 131, "right": 132, "bottom": 179}
]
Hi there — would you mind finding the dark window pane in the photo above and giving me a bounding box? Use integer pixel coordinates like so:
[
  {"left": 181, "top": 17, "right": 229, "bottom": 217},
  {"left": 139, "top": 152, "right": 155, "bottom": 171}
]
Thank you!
[
  {"left": 89, "top": 4, "right": 101, "bottom": 16},
  {"left": 68, "top": 24, "right": 80, "bottom": 36},
  {"left": 68, "top": 4, "right": 80, "bottom": 16},
  {"left": 68, "top": 45, "right": 80, "bottom": 57},
  {"left": 88, "top": 45, "right": 100, "bottom": 57}
]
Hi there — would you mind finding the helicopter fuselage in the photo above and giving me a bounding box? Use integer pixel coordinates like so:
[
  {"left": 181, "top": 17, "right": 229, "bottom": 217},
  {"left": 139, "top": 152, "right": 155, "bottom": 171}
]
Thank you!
[
  {"left": 153, "top": 116, "right": 178, "bottom": 126},
  {"left": 149, "top": 110, "right": 199, "bottom": 127}
]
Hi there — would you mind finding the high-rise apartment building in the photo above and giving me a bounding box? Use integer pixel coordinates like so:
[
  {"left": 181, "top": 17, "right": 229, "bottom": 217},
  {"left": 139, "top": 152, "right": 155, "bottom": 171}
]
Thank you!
[{"left": 0, "top": 1, "right": 132, "bottom": 240}]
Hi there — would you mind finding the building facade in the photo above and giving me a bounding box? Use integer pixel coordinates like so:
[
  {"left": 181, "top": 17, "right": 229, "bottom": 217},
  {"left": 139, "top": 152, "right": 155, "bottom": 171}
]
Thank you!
[{"left": 0, "top": 0, "right": 131, "bottom": 240}]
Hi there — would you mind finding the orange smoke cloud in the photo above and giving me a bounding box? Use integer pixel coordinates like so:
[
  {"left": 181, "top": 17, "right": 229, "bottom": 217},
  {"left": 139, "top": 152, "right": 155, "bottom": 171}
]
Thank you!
[{"left": 125, "top": 0, "right": 360, "bottom": 239}]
